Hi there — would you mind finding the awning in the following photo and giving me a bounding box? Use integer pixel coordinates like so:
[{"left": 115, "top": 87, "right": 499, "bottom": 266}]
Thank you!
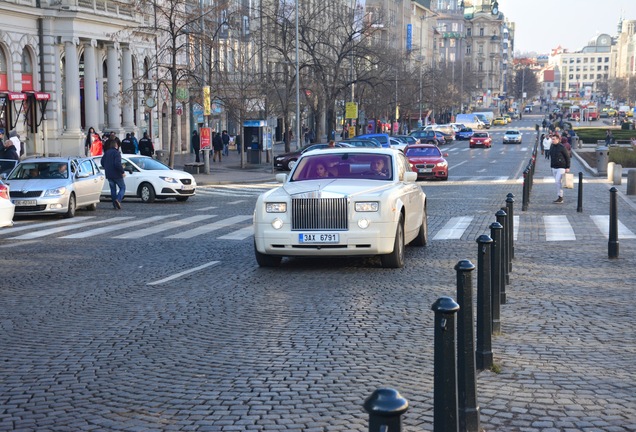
[
  {"left": 7, "top": 92, "right": 27, "bottom": 101},
  {"left": 24, "top": 91, "right": 50, "bottom": 100},
  {"left": 23, "top": 91, "right": 51, "bottom": 130}
]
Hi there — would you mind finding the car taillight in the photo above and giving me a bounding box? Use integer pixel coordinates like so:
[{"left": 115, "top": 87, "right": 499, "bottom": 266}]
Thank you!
[{"left": 0, "top": 185, "right": 9, "bottom": 200}]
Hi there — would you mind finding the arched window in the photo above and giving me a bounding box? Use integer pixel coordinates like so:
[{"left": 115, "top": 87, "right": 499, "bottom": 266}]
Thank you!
[
  {"left": 0, "top": 49, "right": 8, "bottom": 91},
  {"left": 21, "top": 48, "right": 34, "bottom": 91}
]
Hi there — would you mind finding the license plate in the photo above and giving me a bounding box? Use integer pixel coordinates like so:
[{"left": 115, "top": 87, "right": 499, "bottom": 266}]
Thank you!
[
  {"left": 14, "top": 200, "right": 36, "bottom": 206},
  {"left": 419, "top": 168, "right": 432, "bottom": 173},
  {"left": 182, "top": 184, "right": 194, "bottom": 190},
  {"left": 299, "top": 233, "right": 339, "bottom": 243}
]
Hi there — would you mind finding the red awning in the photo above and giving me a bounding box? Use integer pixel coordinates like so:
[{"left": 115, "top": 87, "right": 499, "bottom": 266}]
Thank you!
[
  {"left": 7, "top": 92, "right": 27, "bottom": 101},
  {"left": 23, "top": 91, "right": 50, "bottom": 100}
]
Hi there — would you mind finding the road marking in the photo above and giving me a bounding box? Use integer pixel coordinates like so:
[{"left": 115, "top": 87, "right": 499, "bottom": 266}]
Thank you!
[
  {"left": 218, "top": 225, "right": 254, "bottom": 240},
  {"left": 61, "top": 215, "right": 175, "bottom": 238},
  {"left": 590, "top": 215, "right": 636, "bottom": 239},
  {"left": 433, "top": 216, "right": 473, "bottom": 240},
  {"left": 1, "top": 216, "right": 94, "bottom": 235},
  {"left": 543, "top": 215, "right": 576, "bottom": 241},
  {"left": 114, "top": 215, "right": 216, "bottom": 239},
  {"left": 166, "top": 215, "right": 252, "bottom": 239},
  {"left": 148, "top": 260, "right": 220, "bottom": 286},
  {"left": 447, "top": 160, "right": 467, "bottom": 170},
  {"left": 9, "top": 217, "right": 133, "bottom": 240},
  {"left": 228, "top": 200, "right": 247, "bottom": 205},
  {"left": 514, "top": 215, "right": 519, "bottom": 241},
  {"left": 195, "top": 206, "right": 218, "bottom": 211}
]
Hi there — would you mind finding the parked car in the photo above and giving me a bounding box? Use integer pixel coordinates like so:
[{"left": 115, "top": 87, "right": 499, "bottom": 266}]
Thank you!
[
  {"left": 0, "top": 159, "right": 18, "bottom": 178},
  {"left": 455, "top": 127, "right": 474, "bottom": 140},
  {"left": 0, "top": 179, "right": 15, "bottom": 228},
  {"left": 422, "top": 124, "right": 455, "bottom": 142},
  {"left": 503, "top": 130, "right": 523, "bottom": 144},
  {"left": 409, "top": 130, "right": 440, "bottom": 145},
  {"left": 273, "top": 143, "right": 352, "bottom": 171},
  {"left": 5, "top": 157, "right": 104, "bottom": 218},
  {"left": 389, "top": 137, "right": 407, "bottom": 152},
  {"left": 92, "top": 154, "right": 196, "bottom": 203},
  {"left": 493, "top": 117, "right": 506, "bottom": 126},
  {"left": 394, "top": 135, "right": 418, "bottom": 146},
  {"left": 404, "top": 144, "right": 448, "bottom": 181},
  {"left": 253, "top": 148, "right": 428, "bottom": 268},
  {"left": 469, "top": 132, "right": 492, "bottom": 148},
  {"left": 341, "top": 139, "right": 381, "bottom": 148},
  {"left": 355, "top": 133, "right": 391, "bottom": 148}
]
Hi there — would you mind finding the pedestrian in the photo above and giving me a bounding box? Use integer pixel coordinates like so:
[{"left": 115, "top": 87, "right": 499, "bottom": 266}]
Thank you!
[
  {"left": 2, "top": 134, "right": 20, "bottom": 161},
  {"left": 303, "top": 126, "right": 309, "bottom": 144},
  {"left": 138, "top": 131, "right": 154, "bottom": 157},
  {"left": 235, "top": 134, "right": 242, "bottom": 155},
  {"left": 84, "top": 127, "right": 96, "bottom": 156},
  {"left": 549, "top": 134, "right": 570, "bottom": 204},
  {"left": 89, "top": 132, "right": 103, "bottom": 156},
  {"left": 212, "top": 131, "right": 223, "bottom": 162},
  {"left": 8, "top": 130, "right": 21, "bottom": 157},
  {"left": 542, "top": 133, "right": 551, "bottom": 160},
  {"left": 0, "top": 129, "right": 5, "bottom": 159},
  {"left": 283, "top": 128, "right": 292, "bottom": 149},
  {"left": 106, "top": 132, "right": 121, "bottom": 152},
  {"left": 191, "top": 130, "right": 200, "bottom": 162},
  {"left": 308, "top": 129, "right": 314, "bottom": 143},
  {"left": 101, "top": 139, "right": 126, "bottom": 210},
  {"left": 328, "top": 140, "right": 335, "bottom": 148},
  {"left": 121, "top": 133, "right": 135, "bottom": 154},
  {"left": 605, "top": 129, "right": 614, "bottom": 145},
  {"left": 222, "top": 130, "right": 230, "bottom": 157},
  {"left": 130, "top": 132, "right": 139, "bottom": 154}
]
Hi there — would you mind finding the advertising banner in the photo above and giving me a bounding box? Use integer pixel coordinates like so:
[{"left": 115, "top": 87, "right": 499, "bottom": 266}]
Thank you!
[
  {"left": 200, "top": 127, "right": 211, "bottom": 150},
  {"left": 203, "top": 86, "right": 211, "bottom": 116}
]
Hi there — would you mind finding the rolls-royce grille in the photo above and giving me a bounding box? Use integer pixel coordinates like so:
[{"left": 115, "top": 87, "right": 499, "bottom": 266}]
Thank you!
[{"left": 291, "top": 198, "right": 348, "bottom": 230}]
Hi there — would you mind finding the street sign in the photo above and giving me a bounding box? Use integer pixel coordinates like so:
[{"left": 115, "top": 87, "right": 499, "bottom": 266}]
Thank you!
[
  {"left": 200, "top": 127, "right": 211, "bottom": 150},
  {"left": 345, "top": 102, "right": 358, "bottom": 119},
  {"left": 203, "top": 86, "right": 211, "bottom": 116}
]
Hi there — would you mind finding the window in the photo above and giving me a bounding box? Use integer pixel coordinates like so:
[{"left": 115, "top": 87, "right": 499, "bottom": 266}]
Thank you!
[
  {"left": 479, "top": 28, "right": 484, "bottom": 36},
  {"left": 466, "top": 45, "right": 472, "bottom": 55},
  {"left": 466, "top": 28, "right": 472, "bottom": 37},
  {"left": 478, "top": 62, "right": 483, "bottom": 71},
  {"left": 604, "top": 57, "right": 609, "bottom": 62}
]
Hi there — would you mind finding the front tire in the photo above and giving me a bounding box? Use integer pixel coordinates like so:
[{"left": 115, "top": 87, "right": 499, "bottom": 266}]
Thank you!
[
  {"left": 411, "top": 207, "right": 428, "bottom": 247},
  {"left": 139, "top": 183, "right": 156, "bottom": 203},
  {"left": 254, "top": 241, "right": 282, "bottom": 267},
  {"left": 381, "top": 215, "right": 405, "bottom": 268},
  {"left": 64, "top": 193, "right": 76, "bottom": 218}
]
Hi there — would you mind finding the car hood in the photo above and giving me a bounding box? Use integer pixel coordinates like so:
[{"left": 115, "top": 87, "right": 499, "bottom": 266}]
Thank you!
[
  {"left": 5, "top": 178, "right": 70, "bottom": 190},
  {"left": 267, "top": 179, "right": 394, "bottom": 199},
  {"left": 408, "top": 157, "right": 446, "bottom": 164}
]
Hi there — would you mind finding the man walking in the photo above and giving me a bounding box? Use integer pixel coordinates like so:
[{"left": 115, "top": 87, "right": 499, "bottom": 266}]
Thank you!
[
  {"left": 138, "top": 132, "right": 154, "bottom": 157},
  {"left": 191, "top": 130, "right": 200, "bottom": 162},
  {"left": 101, "top": 140, "right": 126, "bottom": 209},
  {"left": 221, "top": 130, "right": 230, "bottom": 157},
  {"left": 549, "top": 134, "right": 570, "bottom": 204}
]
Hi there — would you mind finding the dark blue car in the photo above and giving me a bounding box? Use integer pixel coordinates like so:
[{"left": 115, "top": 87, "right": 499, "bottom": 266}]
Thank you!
[{"left": 455, "top": 127, "right": 474, "bottom": 140}]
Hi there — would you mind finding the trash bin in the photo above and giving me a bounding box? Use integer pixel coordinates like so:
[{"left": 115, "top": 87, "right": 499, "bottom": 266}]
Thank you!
[
  {"left": 571, "top": 135, "right": 580, "bottom": 149},
  {"left": 248, "top": 148, "right": 261, "bottom": 164},
  {"left": 155, "top": 150, "right": 167, "bottom": 164},
  {"left": 596, "top": 146, "right": 609, "bottom": 175}
]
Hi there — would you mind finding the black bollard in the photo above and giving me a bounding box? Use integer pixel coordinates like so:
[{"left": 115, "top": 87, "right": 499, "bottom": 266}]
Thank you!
[
  {"left": 431, "top": 296, "right": 460, "bottom": 432},
  {"left": 609, "top": 187, "right": 619, "bottom": 259},
  {"left": 489, "top": 222, "right": 503, "bottom": 334},
  {"left": 364, "top": 388, "right": 409, "bottom": 432},
  {"left": 455, "top": 260, "right": 480, "bottom": 432},
  {"left": 475, "top": 235, "right": 493, "bottom": 371},
  {"left": 505, "top": 194, "right": 515, "bottom": 262},
  {"left": 577, "top": 172, "right": 583, "bottom": 213},
  {"left": 497, "top": 209, "right": 510, "bottom": 287},
  {"left": 522, "top": 170, "right": 529, "bottom": 211}
]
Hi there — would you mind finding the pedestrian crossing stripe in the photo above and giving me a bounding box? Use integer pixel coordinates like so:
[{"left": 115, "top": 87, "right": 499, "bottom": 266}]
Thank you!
[{"left": 1, "top": 214, "right": 634, "bottom": 242}]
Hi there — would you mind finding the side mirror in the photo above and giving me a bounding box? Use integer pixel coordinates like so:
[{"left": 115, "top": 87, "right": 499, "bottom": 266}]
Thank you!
[
  {"left": 275, "top": 173, "right": 287, "bottom": 183},
  {"left": 403, "top": 172, "right": 417, "bottom": 183},
  {"left": 126, "top": 167, "right": 134, "bottom": 174}
]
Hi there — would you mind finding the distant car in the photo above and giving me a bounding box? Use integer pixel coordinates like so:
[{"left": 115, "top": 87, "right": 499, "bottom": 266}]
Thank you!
[
  {"left": 5, "top": 157, "right": 104, "bottom": 218},
  {"left": 389, "top": 137, "right": 407, "bottom": 152},
  {"left": 273, "top": 143, "right": 351, "bottom": 171},
  {"left": 455, "top": 127, "right": 474, "bottom": 140},
  {"left": 493, "top": 117, "right": 506, "bottom": 126},
  {"left": 0, "top": 179, "right": 15, "bottom": 228},
  {"left": 469, "top": 132, "right": 492, "bottom": 148},
  {"left": 510, "top": 111, "right": 519, "bottom": 119},
  {"left": 503, "top": 130, "right": 523, "bottom": 144},
  {"left": 409, "top": 130, "right": 440, "bottom": 145},
  {"left": 253, "top": 148, "right": 428, "bottom": 269},
  {"left": 341, "top": 139, "right": 381, "bottom": 148},
  {"left": 503, "top": 114, "right": 512, "bottom": 124},
  {"left": 524, "top": 106, "right": 532, "bottom": 113},
  {"left": 394, "top": 135, "right": 418, "bottom": 146},
  {"left": 93, "top": 154, "right": 196, "bottom": 203},
  {"left": 404, "top": 144, "right": 448, "bottom": 181},
  {"left": 423, "top": 125, "right": 455, "bottom": 142}
]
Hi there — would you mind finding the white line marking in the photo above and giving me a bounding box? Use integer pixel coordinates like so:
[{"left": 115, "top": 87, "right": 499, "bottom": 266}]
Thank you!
[
  {"left": 1, "top": 216, "right": 94, "bottom": 235},
  {"left": 543, "top": 215, "right": 576, "bottom": 241},
  {"left": 148, "top": 261, "right": 220, "bottom": 286},
  {"left": 166, "top": 215, "right": 252, "bottom": 239},
  {"left": 433, "top": 216, "right": 474, "bottom": 240},
  {"left": 228, "top": 200, "right": 246, "bottom": 205},
  {"left": 114, "top": 215, "right": 214, "bottom": 239},
  {"left": 513, "top": 215, "right": 519, "bottom": 241},
  {"left": 218, "top": 225, "right": 254, "bottom": 240},
  {"left": 590, "top": 215, "right": 636, "bottom": 239},
  {"left": 61, "top": 215, "right": 174, "bottom": 238},
  {"left": 447, "top": 160, "right": 467, "bottom": 170},
  {"left": 195, "top": 206, "right": 218, "bottom": 211},
  {"left": 9, "top": 217, "right": 133, "bottom": 240}
]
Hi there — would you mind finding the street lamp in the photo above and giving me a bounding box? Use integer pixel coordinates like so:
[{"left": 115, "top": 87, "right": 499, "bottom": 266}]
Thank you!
[{"left": 295, "top": 0, "right": 300, "bottom": 150}]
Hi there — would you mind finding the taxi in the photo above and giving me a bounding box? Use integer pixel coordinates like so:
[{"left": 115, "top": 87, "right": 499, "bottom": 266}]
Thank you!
[{"left": 493, "top": 117, "right": 506, "bottom": 126}]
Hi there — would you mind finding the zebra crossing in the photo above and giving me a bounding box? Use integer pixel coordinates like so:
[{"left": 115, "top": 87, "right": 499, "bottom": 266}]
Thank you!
[
  {"left": 195, "top": 183, "right": 277, "bottom": 198},
  {"left": 2, "top": 212, "right": 634, "bottom": 243}
]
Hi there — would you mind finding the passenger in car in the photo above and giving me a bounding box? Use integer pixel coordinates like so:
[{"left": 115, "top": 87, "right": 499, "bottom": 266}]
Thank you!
[
  {"left": 26, "top": 168, "right": 40, "bottom": 179},
  {"left": 315, "top": 162, "right": 333, "bottom": 178}
]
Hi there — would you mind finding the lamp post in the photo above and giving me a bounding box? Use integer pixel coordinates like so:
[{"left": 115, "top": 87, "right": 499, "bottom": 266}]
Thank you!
[{"left": 295, "top": 0, "right": 300, "bottom": 150}]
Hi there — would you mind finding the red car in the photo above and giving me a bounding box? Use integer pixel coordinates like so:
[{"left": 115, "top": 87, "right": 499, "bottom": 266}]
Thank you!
[
  {"left": 404, "top": 144, "right": 449, "bottom": 180},
  {"left": 469, "top": 132, "right": 492, "bottom": 148}
]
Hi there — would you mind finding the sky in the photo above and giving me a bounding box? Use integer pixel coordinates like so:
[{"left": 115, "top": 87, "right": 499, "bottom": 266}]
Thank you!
[{"left": 497, "top": 0, "right": 636, "bottom": 55}]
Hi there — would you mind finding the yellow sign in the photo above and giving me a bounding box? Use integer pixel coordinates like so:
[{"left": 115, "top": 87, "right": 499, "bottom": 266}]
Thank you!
[
  {"left": 203, "top": 86, "right": 211, "bottom": 116},
  {"left": 345, "top": 102, "right": 358, "bottom": 119}
]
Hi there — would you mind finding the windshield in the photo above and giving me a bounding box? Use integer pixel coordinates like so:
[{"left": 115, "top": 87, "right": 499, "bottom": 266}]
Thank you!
[
  {"left": 405, "top": 147, "right": 442, "bottom": 157},
  {"left": 0, "top": 159, "right": 17, "bottom": 176},
  {"left": 128, "top": 156, "right": 170, "bottom": 170},
  {"left": 291, "top": 153, "right": 393, "bottom": 181},
  {"left": 8, "top": 161, "right": 70, "bottom": 180},
  {"left": 473, "top": 133, "right": 488, "bottom": 138}
]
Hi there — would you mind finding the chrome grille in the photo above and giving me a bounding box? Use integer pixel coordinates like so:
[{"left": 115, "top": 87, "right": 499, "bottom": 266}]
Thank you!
[{"left": 291, "top": 198, "right": 348, "bottom": 230}]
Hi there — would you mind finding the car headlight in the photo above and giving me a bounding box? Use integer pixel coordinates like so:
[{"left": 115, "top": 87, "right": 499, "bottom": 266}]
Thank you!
[
  {"left": 159, "top": 176, "right": 178, "bottom": 183},
  {"left": 44, "top": 187, "right": 67, "bottom": 197},
  {"left": 266, "top": 203, "right": 287, "bottom": 213},
  {"left": 436, "top": 161, "right": 448, "bottom": 167},
  {"left": 355, "top": 202, "right": 379, "bottom": 212}
]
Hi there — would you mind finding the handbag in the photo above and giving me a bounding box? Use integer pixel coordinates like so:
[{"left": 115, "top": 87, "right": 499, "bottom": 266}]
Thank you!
[{"left": 562, "top": 172, "right": 574, "bottom": 189}]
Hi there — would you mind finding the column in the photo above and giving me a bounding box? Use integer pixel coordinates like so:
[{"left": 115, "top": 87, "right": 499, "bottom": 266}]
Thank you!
[
  {"left": 121, "top": 44, "right": 134, "bottom": 129},
  {"left": 64, "top": 38, "right": 82, "bottom": 133},
  {"left": 106, "top": 43, "right": 122, "bottom": 131},
  {"left": 83, "top": 40, "right": 99, "bottom": 131}
]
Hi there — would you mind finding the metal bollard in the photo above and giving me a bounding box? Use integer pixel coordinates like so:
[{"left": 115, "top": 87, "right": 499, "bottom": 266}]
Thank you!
[
  {"left": 522, "top": 170, "right": 529, "bottom": 211},
  {"left": 431, "top": 296, "right": 460, "bottom": 432},
  {"left": 496, "top": 209, "right": 510, "bottom": 288},
  {"left": 475, "top": 235, "right": 493, "bottom": 371},
  {"left": 364, "top": 388, "right": 409, "bottom": 432},
  {"left": 577, "top": 172, "right": 583, "bottom": 213},
  {"left": 505, "top": 194, "right": 515, "bottom": 260},
  {"left": 489, "top": 222, "right": 503, "bottom": 334},
  {"left": 455, "top": 260, "right": 480, "bottom": 432},
  {"left": 609, "top": 187, "right": 619, "bottom": 259},
  {"left": 203, "top": 148, "right": 211, "bottom": 174}
]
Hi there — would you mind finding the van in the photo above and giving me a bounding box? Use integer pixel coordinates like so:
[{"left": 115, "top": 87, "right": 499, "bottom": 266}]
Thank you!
[
  {"left": 455, "top": 114, "right": 485, "bottom": 130},
  {"left": 474, "top": 113, "right": 492, "bottom": 129},
  {"left": 356, "top": 133, "right": 391, "bottom": 148}
]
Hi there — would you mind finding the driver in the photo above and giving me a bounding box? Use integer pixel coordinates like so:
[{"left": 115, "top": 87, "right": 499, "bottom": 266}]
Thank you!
[
  {"left": 54, "top": 163, "right": 68, "bottom": 178},
  {"left": 366, "top": 157, "right": 389, "bottom": 177}
]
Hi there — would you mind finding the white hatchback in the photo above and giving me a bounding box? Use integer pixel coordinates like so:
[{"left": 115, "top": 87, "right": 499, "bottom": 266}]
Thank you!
[{"left": 92, "top": 155, "right": 197, "bottom": 203}]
